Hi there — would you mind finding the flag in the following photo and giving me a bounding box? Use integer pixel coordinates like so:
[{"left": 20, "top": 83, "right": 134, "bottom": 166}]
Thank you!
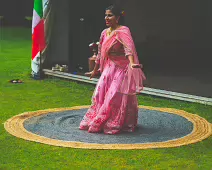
[{"left": 31, "top": 0, "right": 46, "bottom": 78}]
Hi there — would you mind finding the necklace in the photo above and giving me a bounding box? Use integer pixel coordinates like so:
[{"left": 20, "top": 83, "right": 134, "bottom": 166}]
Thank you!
[{"left": 107, "top": 25, "right": 121, "bottom": 36}]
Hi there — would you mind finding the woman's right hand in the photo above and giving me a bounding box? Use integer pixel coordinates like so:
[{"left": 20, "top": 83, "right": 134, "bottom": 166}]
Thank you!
[{"left": 85, "top": 70, "right": 98, "bottom": 79}]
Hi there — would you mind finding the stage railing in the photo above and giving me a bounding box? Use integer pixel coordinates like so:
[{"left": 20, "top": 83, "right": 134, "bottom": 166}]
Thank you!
[{"left": 43, "top": 69, "right": 212, "bottom": 106}]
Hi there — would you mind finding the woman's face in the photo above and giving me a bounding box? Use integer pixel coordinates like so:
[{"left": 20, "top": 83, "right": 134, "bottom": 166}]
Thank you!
[{"left": 105, "top": 10, "right": 119, "bottom": 27}]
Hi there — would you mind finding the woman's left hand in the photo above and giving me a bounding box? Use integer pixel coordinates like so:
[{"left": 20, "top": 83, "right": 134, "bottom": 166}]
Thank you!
[{"left": 130, "top": 63, "right": 142, "bottom": 69}]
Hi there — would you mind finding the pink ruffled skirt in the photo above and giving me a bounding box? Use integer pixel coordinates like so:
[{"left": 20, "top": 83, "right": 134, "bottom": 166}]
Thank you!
[{"left": 79, "top": 58, "right": 138, "bottom": 134}]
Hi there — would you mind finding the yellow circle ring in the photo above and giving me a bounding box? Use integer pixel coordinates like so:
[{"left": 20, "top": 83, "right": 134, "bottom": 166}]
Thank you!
[{"left": 4, "top": 105, "right": 212, "bottom": 150}]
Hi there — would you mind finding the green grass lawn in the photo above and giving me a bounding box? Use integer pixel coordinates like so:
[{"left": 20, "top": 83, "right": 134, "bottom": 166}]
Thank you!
[{"left": 0, "top": 27, "right": 212, "bottom": 170}]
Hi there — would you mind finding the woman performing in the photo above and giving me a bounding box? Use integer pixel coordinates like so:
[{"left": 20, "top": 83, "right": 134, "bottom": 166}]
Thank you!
[{"left": 79, "top": 5, "right": 146, "bottom": 134}]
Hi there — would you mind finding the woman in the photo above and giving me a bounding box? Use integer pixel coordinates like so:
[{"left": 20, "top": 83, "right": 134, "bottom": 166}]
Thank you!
[{"left": 79, "top": 5, "right": 146, "bottom": 134}]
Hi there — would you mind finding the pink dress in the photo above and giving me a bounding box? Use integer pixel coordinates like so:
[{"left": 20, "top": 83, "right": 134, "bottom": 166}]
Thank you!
[{"left": 79, "top": 26, "right": 146, "bottom": 134}]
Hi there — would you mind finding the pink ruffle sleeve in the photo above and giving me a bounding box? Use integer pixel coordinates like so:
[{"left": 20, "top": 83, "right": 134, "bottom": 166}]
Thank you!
[
  {"left": 116, "top": 26, "right": 146, "bottom": 94},
  {"left": 123, "top": 42, "right": 133, "bottom": 57}
]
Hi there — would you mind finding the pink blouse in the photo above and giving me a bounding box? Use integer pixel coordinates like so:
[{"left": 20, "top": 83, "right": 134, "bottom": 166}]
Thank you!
[{"left": 95, "top": 30, "right": 133, "bottom": 65}]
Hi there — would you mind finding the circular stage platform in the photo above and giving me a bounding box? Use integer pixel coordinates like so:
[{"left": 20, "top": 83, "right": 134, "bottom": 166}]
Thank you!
[{"left": 4, "top": 106, "right": 212, "bottom": 150}]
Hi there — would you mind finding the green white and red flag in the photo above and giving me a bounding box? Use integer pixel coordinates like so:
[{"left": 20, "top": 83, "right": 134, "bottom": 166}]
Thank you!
[{"left": 31, "top": 0, "right": 46, "bottom": 77}]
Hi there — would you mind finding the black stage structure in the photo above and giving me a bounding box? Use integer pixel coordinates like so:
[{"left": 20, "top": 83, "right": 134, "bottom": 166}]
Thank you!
[
  {"left": 42, "top": 0, "right": 212, "bottom": 99},
  {"left": 43, "top": 0, "right": 112, "bottom": 72}
]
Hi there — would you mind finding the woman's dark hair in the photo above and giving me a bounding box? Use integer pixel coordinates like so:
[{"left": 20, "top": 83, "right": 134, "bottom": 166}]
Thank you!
[{"left": 106, "top": 4, "right": 125, "bottom": 25}]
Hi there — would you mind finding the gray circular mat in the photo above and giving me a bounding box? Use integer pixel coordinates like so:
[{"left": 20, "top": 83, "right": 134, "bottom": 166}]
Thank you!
[{"left": 24, "top": 108, "right": 193, "bottom": 144}]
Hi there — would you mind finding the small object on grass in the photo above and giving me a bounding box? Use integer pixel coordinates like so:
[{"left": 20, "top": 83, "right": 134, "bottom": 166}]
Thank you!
[{"left": 9, "top": 79, "right": 23, "bottom": 84}]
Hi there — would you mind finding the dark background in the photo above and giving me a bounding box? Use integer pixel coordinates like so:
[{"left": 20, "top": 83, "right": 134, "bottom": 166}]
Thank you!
[
  {"left": 1, "top": 0, "right": 211, "bottom": 72},
  {"left": 0, "top": 0, "right": 33, "bottom": 26}
]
